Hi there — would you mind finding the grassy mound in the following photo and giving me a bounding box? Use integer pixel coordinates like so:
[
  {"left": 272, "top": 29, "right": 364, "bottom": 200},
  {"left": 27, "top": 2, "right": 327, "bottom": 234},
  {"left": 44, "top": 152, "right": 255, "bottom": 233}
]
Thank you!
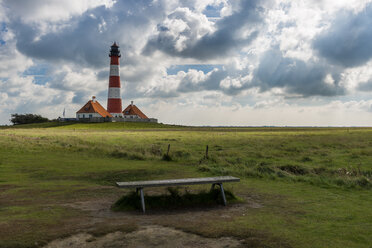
[
  {"left": 0, "top": 121, "right": 183, "bottom": 130},
  {"left": 112, "top": 187, "right": 240, "bottom": 211}
]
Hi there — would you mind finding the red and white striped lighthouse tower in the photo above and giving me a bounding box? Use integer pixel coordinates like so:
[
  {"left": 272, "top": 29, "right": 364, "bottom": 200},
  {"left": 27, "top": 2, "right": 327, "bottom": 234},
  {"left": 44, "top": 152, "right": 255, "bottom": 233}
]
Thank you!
[{"left": 107, "top": 42, "right": 123, "bottom": 117}]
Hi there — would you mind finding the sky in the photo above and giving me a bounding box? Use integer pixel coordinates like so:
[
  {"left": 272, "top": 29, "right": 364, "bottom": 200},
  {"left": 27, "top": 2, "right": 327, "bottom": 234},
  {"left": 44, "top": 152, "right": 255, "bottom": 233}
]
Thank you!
[{"left": 0, "top": 0, "right": 372, "bottom": 126}]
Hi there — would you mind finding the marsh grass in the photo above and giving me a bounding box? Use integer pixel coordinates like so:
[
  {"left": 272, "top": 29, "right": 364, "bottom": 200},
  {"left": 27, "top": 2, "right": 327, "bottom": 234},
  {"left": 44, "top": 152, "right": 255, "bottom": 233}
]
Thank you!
[
  {"left": 1, "top": 126, "right": 371, "bottom": 190},
  {"left": 112, "top": 187, "right": 240, "bottom": 211}
]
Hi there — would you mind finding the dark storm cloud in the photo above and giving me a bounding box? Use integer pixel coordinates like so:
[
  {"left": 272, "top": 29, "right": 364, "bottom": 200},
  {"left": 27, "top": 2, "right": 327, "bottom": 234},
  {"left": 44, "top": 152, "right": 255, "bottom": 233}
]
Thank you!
[
  {"left": 313, "top": 3, "right": 372, "bottom": 68},
  {"left": 167, "top": 48, "right": 346, "bottom": 98},
  {"left": 254, "top": 49, "right": 345, "bottom": 97},
  {"left": 143, "top": 0, "right": 266, "bottom": 60},
  {"left": 12, "top": 7, "right": 109, "bottom": 68},
  {"left": 7, "top": 0, "right": 167, "bottom": 68}
]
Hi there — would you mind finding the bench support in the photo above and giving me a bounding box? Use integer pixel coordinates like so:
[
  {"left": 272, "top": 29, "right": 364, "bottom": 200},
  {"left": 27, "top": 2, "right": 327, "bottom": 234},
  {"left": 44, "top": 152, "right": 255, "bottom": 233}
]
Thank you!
[
  {"left": 211, "top": 183, "right": 227, "bottom": 206},
  {"left": 136, "top": 187, "right": 146, "bottom": 213},
  {"left": 218, "top": 183, "right": 227, "bottom": 206},
  {"left": 134, "top": 182, "right": 228, "bottom": 213}
]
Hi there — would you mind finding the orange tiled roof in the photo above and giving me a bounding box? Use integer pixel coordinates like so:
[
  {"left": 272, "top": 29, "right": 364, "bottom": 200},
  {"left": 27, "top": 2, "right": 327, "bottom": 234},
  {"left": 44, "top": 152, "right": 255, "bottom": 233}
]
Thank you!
[
  {"left": 76, "top": 100, "right": 112, "bottom": 117},
  {"left": 122, "top": 104, "right": 148, "bottom": 119}
]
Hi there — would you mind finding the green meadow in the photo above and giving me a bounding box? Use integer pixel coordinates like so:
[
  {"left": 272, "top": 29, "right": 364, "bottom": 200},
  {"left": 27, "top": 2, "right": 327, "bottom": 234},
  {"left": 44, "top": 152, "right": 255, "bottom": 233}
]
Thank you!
[{"left": 0, "top": 122, "right": 371, "bottom": 247}]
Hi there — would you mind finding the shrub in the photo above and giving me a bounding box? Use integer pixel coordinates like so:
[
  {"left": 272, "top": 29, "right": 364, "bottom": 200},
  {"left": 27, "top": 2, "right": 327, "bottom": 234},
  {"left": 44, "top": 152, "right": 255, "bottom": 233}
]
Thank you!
[
  {"left": 110, "top": 150, "right": 145, "bottom": 160},
  {"left": 10, "top": 113, "right": 49, "bottom": 125},
  {"left": 279, "top": 165, "right": 308, "bottom": 175},
  {"left": 256, "top": 162, "right": 275, "bottom": 174}
]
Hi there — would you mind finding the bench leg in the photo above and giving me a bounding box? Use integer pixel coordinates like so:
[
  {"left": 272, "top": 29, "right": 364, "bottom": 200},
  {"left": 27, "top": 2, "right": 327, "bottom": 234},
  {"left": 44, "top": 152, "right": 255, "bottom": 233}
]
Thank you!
[
  {"left": 218, "top": 183, "right": 227, "bottom": 206},
  {"left": 139, "top": 188, "right": 146, "bottom": 213}
]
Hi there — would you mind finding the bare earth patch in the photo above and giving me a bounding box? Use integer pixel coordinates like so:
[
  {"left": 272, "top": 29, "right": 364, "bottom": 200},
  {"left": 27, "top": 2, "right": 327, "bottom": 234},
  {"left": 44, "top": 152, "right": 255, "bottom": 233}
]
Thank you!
[
  {"left": 44, "top": 225, "right": 243, "bottom": 248},
  {"left": 47, "top": 190, "right": 263, "bottom": 247}
]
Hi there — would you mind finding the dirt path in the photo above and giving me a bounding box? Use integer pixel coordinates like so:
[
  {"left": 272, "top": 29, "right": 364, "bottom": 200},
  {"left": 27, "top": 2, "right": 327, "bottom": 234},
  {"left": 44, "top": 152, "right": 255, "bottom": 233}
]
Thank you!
[{"left": 44, "top": 225, "right": 242, "bottom": 248}]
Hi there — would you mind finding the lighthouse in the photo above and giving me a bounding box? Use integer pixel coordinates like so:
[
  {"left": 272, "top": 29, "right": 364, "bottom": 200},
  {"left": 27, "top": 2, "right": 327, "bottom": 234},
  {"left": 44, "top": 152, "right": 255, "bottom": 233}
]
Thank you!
[{"left": 107, "top": 42, "right": 123, "bottom": 117}]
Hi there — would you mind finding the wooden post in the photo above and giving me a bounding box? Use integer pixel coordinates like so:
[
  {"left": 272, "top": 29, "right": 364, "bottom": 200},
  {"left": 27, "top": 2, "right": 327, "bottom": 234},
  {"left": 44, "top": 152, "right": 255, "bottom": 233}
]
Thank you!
[
  {"left": 205, "top": 145, "right": 209, "bottom": 159},
  {"left": 167, "top": 144, "right": 171, "bottom": 156}
]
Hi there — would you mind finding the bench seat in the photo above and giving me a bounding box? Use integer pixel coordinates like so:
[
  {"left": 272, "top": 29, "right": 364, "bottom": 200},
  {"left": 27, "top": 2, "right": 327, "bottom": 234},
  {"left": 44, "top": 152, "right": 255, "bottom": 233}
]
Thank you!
[{"left": 116, "top": 176, "right": 240, "bottom": 188}]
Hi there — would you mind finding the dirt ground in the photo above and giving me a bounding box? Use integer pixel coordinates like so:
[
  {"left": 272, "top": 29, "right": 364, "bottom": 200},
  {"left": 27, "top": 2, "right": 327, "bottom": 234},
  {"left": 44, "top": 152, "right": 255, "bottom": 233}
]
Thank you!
[{"left": 42, "top": 189, "right": 263, "bottom": 247}]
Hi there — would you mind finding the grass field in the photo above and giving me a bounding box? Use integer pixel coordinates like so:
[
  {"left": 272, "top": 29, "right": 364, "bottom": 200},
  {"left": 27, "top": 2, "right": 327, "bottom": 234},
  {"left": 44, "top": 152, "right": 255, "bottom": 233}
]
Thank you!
[{"left": 0, "top": 122, "right": 371, "bottom": 247}]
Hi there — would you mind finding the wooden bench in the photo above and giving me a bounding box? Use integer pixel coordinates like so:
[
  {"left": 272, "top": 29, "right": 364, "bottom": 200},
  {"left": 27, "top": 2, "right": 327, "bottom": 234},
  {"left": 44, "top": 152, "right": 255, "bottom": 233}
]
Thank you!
[{"left": 116, "top": 176, "right": 240, "bottom": 213}]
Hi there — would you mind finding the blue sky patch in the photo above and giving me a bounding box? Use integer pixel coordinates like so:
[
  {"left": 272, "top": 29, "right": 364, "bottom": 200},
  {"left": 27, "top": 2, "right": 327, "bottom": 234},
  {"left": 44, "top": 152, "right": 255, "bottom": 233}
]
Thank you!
[
  {"left": 0, "top": 23, "right": 7, "bottom": 45},
  {"left": 1, "top": 22, "right": 7, "bottom": 32},
  {"left": 23, "top": 64, "right": 52, "bottom": 85},
  {"left": 203, "top": 4, "right": 223, "bottom": 18}
]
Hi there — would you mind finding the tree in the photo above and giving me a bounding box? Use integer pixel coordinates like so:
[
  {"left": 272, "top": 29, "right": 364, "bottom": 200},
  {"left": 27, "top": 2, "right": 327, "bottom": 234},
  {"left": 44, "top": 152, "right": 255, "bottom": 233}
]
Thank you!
[{"left": 10, "top": 113, "right": 49, "bottom": 125}]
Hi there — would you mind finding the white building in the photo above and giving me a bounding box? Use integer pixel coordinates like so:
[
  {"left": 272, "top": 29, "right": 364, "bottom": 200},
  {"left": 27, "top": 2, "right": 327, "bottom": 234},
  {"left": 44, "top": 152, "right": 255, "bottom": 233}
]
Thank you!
[{"left": 76, "top": 96, "right": 112, "bottom": 119}]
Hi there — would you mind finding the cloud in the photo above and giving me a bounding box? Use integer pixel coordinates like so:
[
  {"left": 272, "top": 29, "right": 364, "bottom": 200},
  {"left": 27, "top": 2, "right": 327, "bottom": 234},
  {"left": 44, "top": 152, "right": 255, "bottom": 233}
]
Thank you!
[
  {"left": 12, "top": 10, "right": 110, "bottom": 68},
  {"left": 254, "top": 49, "right": 345, "bottom": 97},
  {"left": 313, "top": 3, "right": 372, "bottom": 68},
  {"left": 2, "top": 0, "right": 115, "bottom": 23},
  {"left": 1, "top": 0, "right": 372, "bottom": 126},
  {"left": 8, "top": 0, "right": 168, "bottom": 68},
  {"left": 0, "top": 74, "right": 72, "bottom": 114},
  {"left": 177, "top": 68, "right": 227, "bottom": 92},
  {"left": 143, "top": 0, "right": 266, "bottom": 60},
  {"left": 357, "top": 79, "right": 372, "bottom": 91}
]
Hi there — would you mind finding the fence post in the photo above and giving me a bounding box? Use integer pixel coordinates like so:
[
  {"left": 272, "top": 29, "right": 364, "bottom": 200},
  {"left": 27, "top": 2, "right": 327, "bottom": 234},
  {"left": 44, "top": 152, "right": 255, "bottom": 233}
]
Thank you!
[
  {"left": 167, "top": 144, "right": 171, "bottom": 156},
  {"left": 205, "top": 145, "right": 209, "bottom": 159}
]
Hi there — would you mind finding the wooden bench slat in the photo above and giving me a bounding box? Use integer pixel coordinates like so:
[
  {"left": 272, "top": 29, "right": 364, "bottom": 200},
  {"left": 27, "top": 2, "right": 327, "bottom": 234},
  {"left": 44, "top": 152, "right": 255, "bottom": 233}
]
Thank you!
[{"left": 116, "top": 176, "right": 240, "bottom": 188}]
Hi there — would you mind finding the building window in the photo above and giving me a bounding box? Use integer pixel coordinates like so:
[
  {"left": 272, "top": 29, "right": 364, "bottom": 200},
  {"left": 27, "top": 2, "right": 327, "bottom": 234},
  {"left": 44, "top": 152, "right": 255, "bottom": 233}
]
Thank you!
[
  {"left": 89, "top": 114, "right": 92, "bottom": 118},
  {"left": 82, "top": 114, "right": 85, "bottom": 118}
]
